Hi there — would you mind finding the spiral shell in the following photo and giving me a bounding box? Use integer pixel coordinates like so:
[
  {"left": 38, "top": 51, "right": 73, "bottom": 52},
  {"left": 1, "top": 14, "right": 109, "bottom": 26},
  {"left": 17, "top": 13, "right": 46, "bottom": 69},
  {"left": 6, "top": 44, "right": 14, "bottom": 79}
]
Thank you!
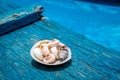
[
  {"left": 43, "top": 54, "right": 55, "bottom": 63},
  {"left": 48, "top": 39, "right": 59, "bottom": 47},
  {"left": 59, "top": 46, "right": 68, "bottom": 60},
  {"left": 50, "top": 47, "right": 59, "bottom": 59},
  {"left": 41, "top": 46, "right": 50, "bottom": 56},
  {"left": 39, "top": 40, "right": 50, "bottom": 46},
  {"left": 33, "top": 48, "right": 43, "bottom": 60}
]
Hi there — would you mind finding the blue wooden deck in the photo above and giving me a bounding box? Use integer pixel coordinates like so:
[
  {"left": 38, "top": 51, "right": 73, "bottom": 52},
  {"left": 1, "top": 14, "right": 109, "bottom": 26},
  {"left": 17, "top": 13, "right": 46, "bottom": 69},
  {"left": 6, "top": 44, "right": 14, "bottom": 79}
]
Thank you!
[
  {"left": 0, "top": 0, "right": 120, "bottom": 80},
  {"left": 0, "top": 18, "right": 120, "bottom": 80}
]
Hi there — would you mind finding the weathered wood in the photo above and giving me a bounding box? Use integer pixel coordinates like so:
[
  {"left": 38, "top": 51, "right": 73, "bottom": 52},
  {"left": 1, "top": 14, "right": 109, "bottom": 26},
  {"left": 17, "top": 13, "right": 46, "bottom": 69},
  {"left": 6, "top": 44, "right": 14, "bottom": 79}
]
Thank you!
[
  {"left": 0, "top": 11, "right": 43, "bottom": 36},
  {"left": 0, "top": 19, "right": 120, "bottom": 80}
]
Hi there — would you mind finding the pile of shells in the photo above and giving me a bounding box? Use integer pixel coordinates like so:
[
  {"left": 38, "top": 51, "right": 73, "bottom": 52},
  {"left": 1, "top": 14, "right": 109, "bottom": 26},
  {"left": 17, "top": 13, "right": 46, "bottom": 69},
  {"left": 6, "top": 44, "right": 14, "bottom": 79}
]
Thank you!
[{"left": 30, "top": 39, "right": 72, "bottom": 65}]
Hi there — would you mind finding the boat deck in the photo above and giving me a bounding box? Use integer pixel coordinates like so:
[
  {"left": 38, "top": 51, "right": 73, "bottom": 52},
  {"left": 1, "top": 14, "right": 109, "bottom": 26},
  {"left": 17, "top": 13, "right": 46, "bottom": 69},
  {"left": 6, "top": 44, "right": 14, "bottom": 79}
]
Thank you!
[{"left": 0, "top": 0, "right": 120, "bottom": 80}]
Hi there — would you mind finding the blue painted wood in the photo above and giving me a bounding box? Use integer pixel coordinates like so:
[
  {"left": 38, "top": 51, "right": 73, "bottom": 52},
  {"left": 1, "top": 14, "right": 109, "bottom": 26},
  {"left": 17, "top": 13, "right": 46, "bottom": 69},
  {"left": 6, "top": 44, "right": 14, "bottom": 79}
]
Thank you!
[
  {"left": 0, "top": 19, "right": 120, "bottom": 80},
  {"left": 0, "top": 0, "right": 120, "bottom": 80},
  {"left": 0, "top": 11, "right": 43, "bottom": 36},
  {"left": 0, "top": 1, "right": 21, "bottom": 15}
]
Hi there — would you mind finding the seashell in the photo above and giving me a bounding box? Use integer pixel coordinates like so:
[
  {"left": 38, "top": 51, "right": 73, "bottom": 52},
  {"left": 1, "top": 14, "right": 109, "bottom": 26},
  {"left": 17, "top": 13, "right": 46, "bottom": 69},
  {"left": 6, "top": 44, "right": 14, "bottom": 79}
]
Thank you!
[
  {"left": 33, "top": 48, "right": 43, "bottom": 60},
  {"left": 43, "top": 54, "right": 55, "bottom": 64},
  {"left": 59, "top": 50, "right": 68, "bottom": 60},
  {"left": 48, "top": 39, "right": 59, "bottom": 47},
  {"left": 59, "top": 42, "right": 65, "bottom": 47},
  {"left": 41, "top": 46, "right": 50, "bottom": 56},
  {"left": 39, "top": 40, "right": 50, "bottom": 46},
  {"left": 59, "top": 46, "right": 69, "bottom": 60},
  {"left": 30, "top": 39, "right": 72, "bottom": 66},
  {"left": 40, "top": 43, "right": 48, "bottom": 49},
  {"left": 50, "top": 47, "right": 59, "bottom": 59},
  {"left": 59, "top": 45, "right": 68, "bottom": 51}
]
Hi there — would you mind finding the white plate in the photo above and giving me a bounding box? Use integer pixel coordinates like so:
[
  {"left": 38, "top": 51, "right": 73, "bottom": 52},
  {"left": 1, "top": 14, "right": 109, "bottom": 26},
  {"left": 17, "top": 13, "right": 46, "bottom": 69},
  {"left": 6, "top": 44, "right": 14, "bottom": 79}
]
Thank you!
[{"left": 30, "top": 40, "right": 72, "bottom": 66}]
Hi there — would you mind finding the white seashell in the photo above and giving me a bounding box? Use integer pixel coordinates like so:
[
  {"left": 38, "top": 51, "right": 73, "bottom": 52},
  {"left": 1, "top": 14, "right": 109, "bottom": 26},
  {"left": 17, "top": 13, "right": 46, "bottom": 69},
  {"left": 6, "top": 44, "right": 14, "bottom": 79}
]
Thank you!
[
  {"left": 33, "top": 48, "right": 43, "bottom": 60},
  {"left": 48, "top": 39, "right": 59, "bottom": 47},
  {"left": 59, "top": 46, "right": 69, "bottom": 60},
  {"left": 40, "top": 40, "right": 50, "bottom": 44},
  {"left": 41, "top": 46, "right": 50, "bottom": 56},
  {"left": 59, "top": 50, "right": 68, "bottom": 60},
  {"left": 43, "top": 54, "right": 55, "bottom": 63},
  {"left": 50, "top": 47, "right": 59, "bottom": 59},
  {"left": 40, "top": 43, "right": 48, "bottom": 49},
  {"left": 59, "top": 42, "right": 65, "bottom": 47},
  {"left": 39, "top": 40, "right": 50, "bottom": 46}
]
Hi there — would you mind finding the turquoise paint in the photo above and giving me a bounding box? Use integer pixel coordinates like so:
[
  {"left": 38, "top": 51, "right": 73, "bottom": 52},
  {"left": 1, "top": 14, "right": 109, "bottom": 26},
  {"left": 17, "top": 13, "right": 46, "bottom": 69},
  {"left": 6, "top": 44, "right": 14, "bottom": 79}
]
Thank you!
[
  {"left": 0, "top": 20, "right": 120, "bottom": 80},
  {"left": 0, "top": 0, "right": 120, "bottom": 80}
]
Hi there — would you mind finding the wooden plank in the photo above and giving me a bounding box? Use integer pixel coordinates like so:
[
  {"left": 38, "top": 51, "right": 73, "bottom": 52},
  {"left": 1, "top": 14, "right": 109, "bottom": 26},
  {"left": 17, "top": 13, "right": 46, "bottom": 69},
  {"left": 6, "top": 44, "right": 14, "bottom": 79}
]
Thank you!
[
  {"left": 0, "top": 11, "right": 43, "bottom": 36},
  {"left": 0, "top": 20, "right": 120, "bottom": 80}
]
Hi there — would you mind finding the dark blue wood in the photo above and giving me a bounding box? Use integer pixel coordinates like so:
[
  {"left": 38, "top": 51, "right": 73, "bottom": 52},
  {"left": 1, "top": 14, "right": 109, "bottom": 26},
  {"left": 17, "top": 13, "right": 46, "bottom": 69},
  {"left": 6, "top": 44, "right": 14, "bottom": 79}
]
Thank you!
[
  {"left": 0, "top": 19, "right": 120, "bottom": 80},
  {"left": 0, "top": 12, "right": 42, "bottom": 36}
]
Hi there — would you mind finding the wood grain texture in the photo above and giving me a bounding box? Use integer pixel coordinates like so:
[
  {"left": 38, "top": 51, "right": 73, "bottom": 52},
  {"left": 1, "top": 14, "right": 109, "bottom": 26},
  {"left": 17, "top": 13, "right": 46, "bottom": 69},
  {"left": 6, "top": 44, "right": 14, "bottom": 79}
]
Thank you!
[
  {"left": 0, "top": 1, "right": 21, "bottom": 14},
  {"left": 0, "top": 19, "right": 120, "bottom": 80},
  {"left": 0, "top": 11, "right": 42, "bottom": 36}
]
